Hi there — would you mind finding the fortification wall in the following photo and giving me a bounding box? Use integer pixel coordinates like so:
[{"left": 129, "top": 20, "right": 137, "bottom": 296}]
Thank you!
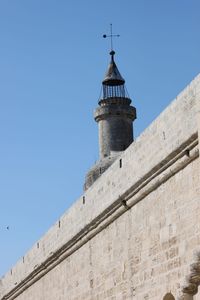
[{"left": 0, "top": 74, "right": 200, "bottom": 300}]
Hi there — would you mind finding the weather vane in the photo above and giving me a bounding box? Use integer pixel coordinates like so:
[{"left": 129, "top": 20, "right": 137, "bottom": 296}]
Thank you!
[{"left": 103, "top": 24, "right": 120, "bottom": 51}]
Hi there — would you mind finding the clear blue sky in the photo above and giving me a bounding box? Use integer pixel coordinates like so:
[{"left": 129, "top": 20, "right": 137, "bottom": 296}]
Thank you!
[{"left": 0, "top": 0, "right": 199, "bottom": 277}]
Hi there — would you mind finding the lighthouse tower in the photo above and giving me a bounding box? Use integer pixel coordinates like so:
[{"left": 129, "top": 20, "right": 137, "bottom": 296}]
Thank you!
[{"left": 84, "top": 50, "right": 136, "bottom": 190}]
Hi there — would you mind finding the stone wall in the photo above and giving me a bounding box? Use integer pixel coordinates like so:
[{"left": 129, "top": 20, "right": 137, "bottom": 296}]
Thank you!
[{"left": 0, "top": 74, "right": 200, "bottom": 300}]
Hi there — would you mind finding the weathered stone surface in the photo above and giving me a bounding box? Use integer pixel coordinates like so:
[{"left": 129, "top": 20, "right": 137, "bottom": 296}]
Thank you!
[{"left": 1, "top": 74, "right": 200, "bottom": 300}]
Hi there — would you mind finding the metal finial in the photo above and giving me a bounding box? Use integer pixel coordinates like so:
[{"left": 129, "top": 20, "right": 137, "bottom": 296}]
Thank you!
[{"left": 103, "top": 24, "right": 120, "bottom": 51}]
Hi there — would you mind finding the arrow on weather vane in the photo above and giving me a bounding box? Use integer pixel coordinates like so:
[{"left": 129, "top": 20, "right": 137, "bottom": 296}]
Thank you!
[{"left": 103, "top": 24, "right": 120, "bottom": 51}]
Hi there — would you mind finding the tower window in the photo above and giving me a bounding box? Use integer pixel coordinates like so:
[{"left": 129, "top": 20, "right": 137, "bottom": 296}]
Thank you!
[{"left": 119, "top": 159, "right": 122, "bottom": 168}]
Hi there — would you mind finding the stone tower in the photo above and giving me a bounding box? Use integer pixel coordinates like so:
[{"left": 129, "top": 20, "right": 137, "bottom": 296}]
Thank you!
[{"left": 84, "top": 50, "right": 136, "bottom": 190}]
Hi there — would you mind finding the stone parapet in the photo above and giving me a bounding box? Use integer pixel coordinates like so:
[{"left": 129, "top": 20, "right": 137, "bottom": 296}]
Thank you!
[{"left": 94, "top": 104, "right": 136, "bottom": 121}]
